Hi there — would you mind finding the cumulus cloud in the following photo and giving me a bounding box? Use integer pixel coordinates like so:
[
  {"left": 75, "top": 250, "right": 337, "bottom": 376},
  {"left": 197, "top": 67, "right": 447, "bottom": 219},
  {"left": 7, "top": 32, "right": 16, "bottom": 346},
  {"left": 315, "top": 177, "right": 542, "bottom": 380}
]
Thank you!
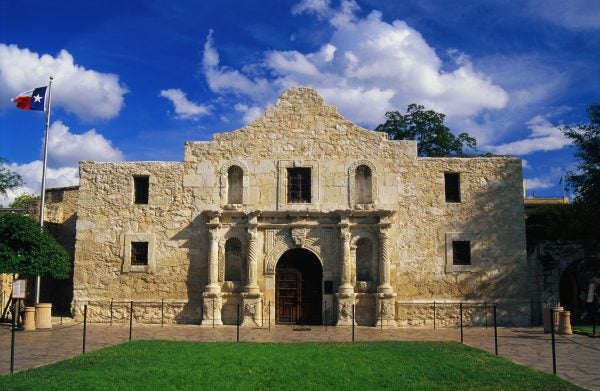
[
  {"left": 47, "top": 121, "right": 124, "bottom": 167},
  {"left": 0, "top": 161, "right": 79, "bottom": 207},
  {"left": 201, "top": 2, "right": 508, "bottom": 126},
  {"left": 489, "top": 115, "right": 571, "bottom": 155},
  {"left": 0, "top": 44, "right": 128, "bottom": 120},
  {"left": 0, "top": 121, "right": 124, "bottom": 206},
  {"left": 160, "top": 88, "right": 211, "bottom": 119}
]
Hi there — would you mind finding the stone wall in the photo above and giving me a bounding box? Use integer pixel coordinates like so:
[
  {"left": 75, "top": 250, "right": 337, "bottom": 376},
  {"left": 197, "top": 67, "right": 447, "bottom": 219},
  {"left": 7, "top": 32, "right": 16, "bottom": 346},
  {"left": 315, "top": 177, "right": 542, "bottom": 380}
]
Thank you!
[{"left": 71, "top": 87, "right": 528, "bottom": 326}]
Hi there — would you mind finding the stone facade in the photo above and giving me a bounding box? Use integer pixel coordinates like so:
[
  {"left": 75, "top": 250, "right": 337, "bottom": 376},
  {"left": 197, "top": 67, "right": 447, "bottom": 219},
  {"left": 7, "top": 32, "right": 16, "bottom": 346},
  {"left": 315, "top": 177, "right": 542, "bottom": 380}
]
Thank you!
[{"left": 70, "top": 87, "right": 529, "bottom": 326}]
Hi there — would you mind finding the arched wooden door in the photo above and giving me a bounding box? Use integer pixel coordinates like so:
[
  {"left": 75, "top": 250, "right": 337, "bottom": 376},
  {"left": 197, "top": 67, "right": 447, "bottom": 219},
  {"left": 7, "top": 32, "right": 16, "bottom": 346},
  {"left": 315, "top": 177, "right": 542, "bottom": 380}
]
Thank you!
[{"left": 275, "top": 248, "right": 322, "bottom": 325}]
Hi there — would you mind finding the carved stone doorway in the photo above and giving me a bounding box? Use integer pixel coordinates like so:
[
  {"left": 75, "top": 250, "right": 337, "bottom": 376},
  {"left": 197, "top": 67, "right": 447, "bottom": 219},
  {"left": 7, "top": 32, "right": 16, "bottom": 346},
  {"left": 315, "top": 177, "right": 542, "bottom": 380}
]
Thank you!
[{"left": 275, "top": 248, "right": 322, "bottom": 325}]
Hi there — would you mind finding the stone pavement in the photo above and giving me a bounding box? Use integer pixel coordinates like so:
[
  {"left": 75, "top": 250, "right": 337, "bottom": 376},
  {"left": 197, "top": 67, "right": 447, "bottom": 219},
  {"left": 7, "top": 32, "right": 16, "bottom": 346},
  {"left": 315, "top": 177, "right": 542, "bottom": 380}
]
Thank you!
[{"left": 1, "top": 321, "right": 598, "bottom": 390}]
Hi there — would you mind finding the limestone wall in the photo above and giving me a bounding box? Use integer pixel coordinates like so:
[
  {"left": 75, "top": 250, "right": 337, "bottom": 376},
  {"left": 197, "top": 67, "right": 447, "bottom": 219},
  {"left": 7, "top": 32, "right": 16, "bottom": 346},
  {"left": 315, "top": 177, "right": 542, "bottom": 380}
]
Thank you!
[{"left": 71, "top": 87, "right": 528, "bottom": 325}]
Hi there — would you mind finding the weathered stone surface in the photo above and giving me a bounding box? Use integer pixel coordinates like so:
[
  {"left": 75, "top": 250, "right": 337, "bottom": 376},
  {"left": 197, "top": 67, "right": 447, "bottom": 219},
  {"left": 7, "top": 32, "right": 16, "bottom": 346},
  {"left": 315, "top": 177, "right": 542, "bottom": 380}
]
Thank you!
[{"left": 67, "top": 87, "right": 528, "bottom": 326}]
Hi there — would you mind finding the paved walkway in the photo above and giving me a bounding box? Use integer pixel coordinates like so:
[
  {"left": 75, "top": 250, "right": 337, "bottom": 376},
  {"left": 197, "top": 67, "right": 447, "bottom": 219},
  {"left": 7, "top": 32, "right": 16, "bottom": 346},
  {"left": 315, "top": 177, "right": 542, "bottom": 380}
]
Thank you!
[{"left": 1, "top": 321, "right": 598, "bottom": 390}]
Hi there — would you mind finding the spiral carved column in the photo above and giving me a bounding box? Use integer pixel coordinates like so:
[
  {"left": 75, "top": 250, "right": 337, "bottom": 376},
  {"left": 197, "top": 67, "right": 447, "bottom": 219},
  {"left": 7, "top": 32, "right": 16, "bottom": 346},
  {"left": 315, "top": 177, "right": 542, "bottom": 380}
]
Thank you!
[
  {"left": 376, "top": 227, "right": 396, "bottom": 328},
  {"left": 202, "top": 227, "right": 223, "bottom": 326},
  {"left": 242, "top": 228, "right": 262, "bottom": 326}
]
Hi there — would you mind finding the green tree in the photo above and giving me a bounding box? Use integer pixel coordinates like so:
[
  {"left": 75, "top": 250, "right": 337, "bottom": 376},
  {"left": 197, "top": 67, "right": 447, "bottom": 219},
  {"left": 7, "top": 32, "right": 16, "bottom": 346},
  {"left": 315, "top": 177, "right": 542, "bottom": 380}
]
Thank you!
[
  {"left": 562, "top": 103, "right": 600, "bottom": 211},
  {"left": 375, "top": 104, "right": 477, "bottom": 157},
  {"left": 0, "top": 213, "right": 70, "bottom": 279},
  {"left": 9, "top": 193, "right": 40, "bottom": 209},
  {"left": 0, "top": 157, "right": 22, "bottom": 195}
]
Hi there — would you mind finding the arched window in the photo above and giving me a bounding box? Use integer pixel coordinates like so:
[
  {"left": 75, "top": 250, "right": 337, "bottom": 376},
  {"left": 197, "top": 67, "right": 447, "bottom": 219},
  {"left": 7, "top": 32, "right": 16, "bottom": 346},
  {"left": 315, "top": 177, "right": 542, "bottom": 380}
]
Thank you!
[
  {"left": 227, "top": 165, "right": 243, "bottom": 204},
  {"left": 356, "top": 238, "right": 372, "bottom": 281},
  {"left": 225, "top": 238, "right": 243, "bottom": 281},
  {"left": 355, "top": 165, "right": 372, "bottom": 204}
]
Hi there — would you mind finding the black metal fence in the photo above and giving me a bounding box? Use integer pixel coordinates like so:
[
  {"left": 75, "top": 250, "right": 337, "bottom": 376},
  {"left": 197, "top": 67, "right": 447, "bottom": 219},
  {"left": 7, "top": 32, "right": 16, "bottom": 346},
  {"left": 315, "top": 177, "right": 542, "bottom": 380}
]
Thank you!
[{"left": 1, "top": 299, "right": 598, "bottom": 376}]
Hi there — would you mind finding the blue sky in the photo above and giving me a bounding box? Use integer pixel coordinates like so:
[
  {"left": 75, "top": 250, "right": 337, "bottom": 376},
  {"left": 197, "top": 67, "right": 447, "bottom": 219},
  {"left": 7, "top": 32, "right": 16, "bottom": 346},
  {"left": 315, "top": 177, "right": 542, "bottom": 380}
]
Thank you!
[{"left": 1, "top": 0, "right": 599, "bottom": 205}]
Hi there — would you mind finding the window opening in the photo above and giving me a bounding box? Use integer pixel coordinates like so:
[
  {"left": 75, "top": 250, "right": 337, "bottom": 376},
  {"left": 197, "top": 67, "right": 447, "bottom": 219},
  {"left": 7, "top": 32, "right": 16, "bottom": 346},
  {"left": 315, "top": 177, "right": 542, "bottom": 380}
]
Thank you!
[
  {"left": 131, "top": 242, "right": 149, "bottom": 265},
  {"left": 444, "top": 173, "right": 461, "bottom": 203},
  {"left": 227, "top": 165, "right": 243, "bottom": 204},
  {"left": 287, "top": 168, "right": 311, "bottom": 203},
  {"left": 134, "top": 176, "right": 149, "bottom": 204},
  {"left": 452, "top": 241, "right": 471, "bottom": 265}
]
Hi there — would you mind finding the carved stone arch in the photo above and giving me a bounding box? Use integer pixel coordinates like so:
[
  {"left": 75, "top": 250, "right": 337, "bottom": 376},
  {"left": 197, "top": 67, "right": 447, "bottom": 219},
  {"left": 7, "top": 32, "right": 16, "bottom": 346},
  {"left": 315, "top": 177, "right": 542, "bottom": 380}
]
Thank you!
[
  {"left": 351, "top": 230, "right": 379, "bottom": 286},
  {"left": 348, "top": 160, "right": 378, "bottom": 208},
  {"left": 264, "top": 236, "right": 323, "bottom": 275},
  {"left": 218, "top": 230, "right": 247, "bottom": 282},
  {"left": 219, "top": 161, "right": 249, "bottom": 207}
]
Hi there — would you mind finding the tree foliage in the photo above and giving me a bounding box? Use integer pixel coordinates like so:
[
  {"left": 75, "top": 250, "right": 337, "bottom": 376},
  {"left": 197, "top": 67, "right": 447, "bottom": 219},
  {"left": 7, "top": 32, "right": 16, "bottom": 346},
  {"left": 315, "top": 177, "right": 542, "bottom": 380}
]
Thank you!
[
  {"left": 526, "top": 204, "right": 599, "bottom": 241},
  {"left": 10, "top": 193, "right": 40, "bottom": 209},
  {"left": 375, "top": 104, "right": 477, "bottom": 157},
  {"left": 561, "top": 103, "right": 600, "bottom": 211},
  {"left": 0, "top": 213, "right": 70, "bottom": 279},
  {"left": 0, "top": 157, "right": 22, "bottom": 195}
]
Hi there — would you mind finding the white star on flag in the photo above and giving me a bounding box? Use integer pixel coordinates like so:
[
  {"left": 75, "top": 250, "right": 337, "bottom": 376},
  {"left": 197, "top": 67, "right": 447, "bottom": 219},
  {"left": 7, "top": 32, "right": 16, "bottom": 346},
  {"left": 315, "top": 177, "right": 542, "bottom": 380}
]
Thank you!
[{"left": 33, "top": 94, "right": 43, "bottom": 103}]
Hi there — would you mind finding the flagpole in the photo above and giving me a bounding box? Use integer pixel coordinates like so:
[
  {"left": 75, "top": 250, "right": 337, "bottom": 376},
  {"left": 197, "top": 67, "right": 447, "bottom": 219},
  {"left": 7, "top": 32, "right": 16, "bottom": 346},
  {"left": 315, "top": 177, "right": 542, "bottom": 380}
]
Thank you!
[{"left": 36, "top": 76, "right": 53, "bottom": 304}]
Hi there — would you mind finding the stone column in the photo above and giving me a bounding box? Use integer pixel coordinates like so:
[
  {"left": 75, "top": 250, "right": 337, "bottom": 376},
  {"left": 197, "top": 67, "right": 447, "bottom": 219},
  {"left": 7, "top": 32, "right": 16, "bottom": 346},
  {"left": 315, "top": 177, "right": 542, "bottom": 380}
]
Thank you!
[
  {"left": 242, "top": 228, "right": 263, "bottom": 326},
  {"left": 376, "top": 227, "right": 396, "bottom": 328},
  {"left": 202, "top": 227, "right": 223, "bottom": 326},
  {"left": 336, "top": 223, "right": 356, "bottom": 326}
]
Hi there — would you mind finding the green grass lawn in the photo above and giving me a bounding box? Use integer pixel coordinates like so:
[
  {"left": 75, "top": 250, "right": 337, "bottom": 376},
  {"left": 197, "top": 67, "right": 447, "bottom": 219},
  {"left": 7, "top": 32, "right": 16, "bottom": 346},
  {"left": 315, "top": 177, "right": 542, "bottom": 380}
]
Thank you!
[
  {"left": 572, "top": 324, "right": 597, "bottom": 334},
  {"left": 0, "top": 340, "right": 581, "bottom": 390}
]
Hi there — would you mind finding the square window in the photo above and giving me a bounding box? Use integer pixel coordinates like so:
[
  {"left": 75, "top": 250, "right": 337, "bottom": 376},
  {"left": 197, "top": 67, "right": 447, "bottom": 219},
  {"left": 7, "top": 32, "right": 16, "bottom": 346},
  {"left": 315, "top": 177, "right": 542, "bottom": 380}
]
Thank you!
[
  {"left": 131, "top": 242, "right": 149, "bottom": 265},
  {"left": 452, "top": 241, "right": 471, "bottom": 265},
  {"left": 134, "top": 176, "right": 149, "bottom": 204},
  {"left": 444, "top": 173, "right": 461, "bottom": 203},
  {"left": 287, "top": 167, "right": 311, "bottom": 203}
]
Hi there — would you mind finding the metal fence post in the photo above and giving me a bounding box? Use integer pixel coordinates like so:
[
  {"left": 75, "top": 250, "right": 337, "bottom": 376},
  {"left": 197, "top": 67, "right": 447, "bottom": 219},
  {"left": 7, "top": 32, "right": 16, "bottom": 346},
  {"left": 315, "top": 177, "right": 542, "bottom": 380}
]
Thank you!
[
  {"left": 352, "top": 304, "right": 355, "bottom": 342},
  {"left": 268, "top": 301, "right": 271, "bottom": 331},
  {"left": 236, "top": 304, "right": 240, "bottom": 343},
  {"left": 380, "top": 302, "right": 383, "bottom": 330},
  {"left": 484, "top": 300, "right": 488, "bottom": 329},
  {"left": 530, "top": 299, "right": 534, "bottom": 328},
  {"left": 550, "top": 308, "right": 557, "bottom": 375},
  {"left": 110, "top": 298, "right": 113, "bottom": 326},
  {"left": 83, "top": 304, "right": 88, "bottom": 354},
  {"left": 161, "top": 298, "right": 164, "bottom": 327},
  {"left": 460, "top": 302, "right": 464, "bottom": 343},
  {"left": 261, "top": 299, "right": 264, "bottom": 327},
  {"left": 493, "top": 305, "right": 498, "bottom": 355},
  {"left": 129, "top": 301, "right": 133, "bottom": 341},
  {"left": 212, "top": 299, "right": 215, "bottom": 328},
  {"left": 433, "top": 301, "right": 436, "bottom": 330},
  {"left": 10, "top": 303, "right": 16, "bottom": 374},
  {"left": 593, "top": 310, "right": 596, "bottom": 336},
  {"left": 325, "top": 300, "right": 328, "bottom": 331}
]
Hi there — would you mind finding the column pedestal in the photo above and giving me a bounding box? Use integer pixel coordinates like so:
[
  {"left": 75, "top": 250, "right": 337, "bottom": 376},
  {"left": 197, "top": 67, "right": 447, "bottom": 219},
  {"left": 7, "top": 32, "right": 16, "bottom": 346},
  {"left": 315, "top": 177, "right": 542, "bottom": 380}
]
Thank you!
[
  {"left": 336, "top": 293, "right": 356, "bottom": 326},
  {"left": 375, "top": 293, "right": 397, "bottom": 328},
  {"left": 241, "top": 293, "right": 263, "bottom": 327},
  {"left": 201, "top": 292, "right": 223, "bottom": 326}
]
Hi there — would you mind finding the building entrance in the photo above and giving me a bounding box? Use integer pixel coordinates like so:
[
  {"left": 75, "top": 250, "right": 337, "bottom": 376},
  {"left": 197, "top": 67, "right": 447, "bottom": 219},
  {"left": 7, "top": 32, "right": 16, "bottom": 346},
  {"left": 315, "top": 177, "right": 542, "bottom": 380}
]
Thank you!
[{"left": 275, "top": 248, "right": 322, "bottom": 325}]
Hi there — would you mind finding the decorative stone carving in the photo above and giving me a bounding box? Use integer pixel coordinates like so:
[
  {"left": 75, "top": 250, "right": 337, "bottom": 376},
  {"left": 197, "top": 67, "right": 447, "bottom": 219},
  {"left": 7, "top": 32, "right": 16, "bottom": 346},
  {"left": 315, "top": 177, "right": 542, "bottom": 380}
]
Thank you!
[
  {"left": 336, "top": 293, "right": 356, "bottom": 326},
  {"left": 375, "top": 293, "right": 397, "bottom": 328},
  {"left": 291, "top": 227, "right": 307, "bottom": 247},
  {"left": 201, "top": 292, "right": 223, "bottom": 326},
  {"left": 241, "top": 293, "right": 263, "bottom": 327}
]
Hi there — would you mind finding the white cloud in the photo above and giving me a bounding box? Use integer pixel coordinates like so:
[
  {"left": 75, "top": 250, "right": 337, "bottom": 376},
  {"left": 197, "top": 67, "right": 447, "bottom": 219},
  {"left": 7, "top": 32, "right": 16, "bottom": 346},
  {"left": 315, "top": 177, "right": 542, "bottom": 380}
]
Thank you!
[
  {"left": 524, "top": 177, "right": 554, "bottom": 190},
  {"left": 201, "top": 4, "right": 508, "bottom": 127},
  {"left": 234, "top": 103, "right": 263, "bottom": 124},
  {"left": 0, "top": 161, "right": 79, "bottom": 207},
  {"left": 46, "top": 121, "right": 124, "bottom": 167},
  {"left": 160, "top": 88, "right": 211, "bottom": 119},
  {"left": 527, "top": 0, "right": 600, "bottom": 30},
  {"left": 202, "top": 30, "right": 274, "bottom": 101},
  {"left": 489, "top": 115, "right": 571, "bottom": 155},
  {"left": 0, "top": 44, "right": 128, "bottom": 120},
  {"left": 0, "top": 121, "right": 123, "bottom": 206}
]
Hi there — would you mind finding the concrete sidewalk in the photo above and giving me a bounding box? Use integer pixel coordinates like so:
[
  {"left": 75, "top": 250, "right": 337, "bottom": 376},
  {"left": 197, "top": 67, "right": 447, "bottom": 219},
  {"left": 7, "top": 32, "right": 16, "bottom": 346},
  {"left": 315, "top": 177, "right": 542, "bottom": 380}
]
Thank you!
[{"left": 1, "top": 322, "right": 598, "bottom": 390}]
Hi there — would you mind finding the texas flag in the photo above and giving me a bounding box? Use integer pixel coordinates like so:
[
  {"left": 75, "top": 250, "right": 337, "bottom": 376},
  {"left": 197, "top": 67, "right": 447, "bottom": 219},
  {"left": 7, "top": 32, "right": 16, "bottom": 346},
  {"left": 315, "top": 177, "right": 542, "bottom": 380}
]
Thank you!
[{"left": 12, "top": 86, "right": 48, "bottom": 111}]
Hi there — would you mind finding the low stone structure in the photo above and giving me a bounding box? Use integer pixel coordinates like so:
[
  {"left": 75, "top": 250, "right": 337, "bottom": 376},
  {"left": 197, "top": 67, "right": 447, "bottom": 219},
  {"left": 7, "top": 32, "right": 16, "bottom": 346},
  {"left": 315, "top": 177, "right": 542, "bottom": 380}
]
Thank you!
[{"left": 65, "top": 87, "right": 528, "bottom": 326}]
